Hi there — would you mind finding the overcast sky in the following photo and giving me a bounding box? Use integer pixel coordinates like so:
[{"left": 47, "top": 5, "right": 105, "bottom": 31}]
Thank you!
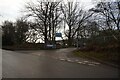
[
  {"left": 0, "top": 0, "right": 98, "bottom": 25},
  {"left": 0, "top": 0, "right": 29, "bottom": 24}
]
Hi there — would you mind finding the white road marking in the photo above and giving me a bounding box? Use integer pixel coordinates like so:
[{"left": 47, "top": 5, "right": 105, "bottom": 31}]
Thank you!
[
  {"left": 38, "top": 54, "right": 41, "bottom": 56},
  {"left": 83, "top": 61, "right": 89, "bottom": 63},
  {"left": 88, "top": 64, "right": 96, "bottom": 66},
  {"left": 67, "top": 59, "right": 71, "bottom": 62},
  {"left": 78, "top": 62, "right": 82, "bottom": 64},
  {"left": 60, "top": 59, "right": 65, "bottom": 61},
  {"left": 82, "top": 62, "right": 86, "bottom": 64}
]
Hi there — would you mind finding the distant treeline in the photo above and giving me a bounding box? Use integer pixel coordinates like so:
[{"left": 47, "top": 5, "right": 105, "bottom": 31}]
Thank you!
[{"left": 1, "top": 0, "right": 120, "bottom": 49}]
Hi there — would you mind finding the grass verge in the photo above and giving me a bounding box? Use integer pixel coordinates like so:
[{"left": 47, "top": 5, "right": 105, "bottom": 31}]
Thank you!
[{"left": 73, "top": 50, "right": 119, "bottom": 66}]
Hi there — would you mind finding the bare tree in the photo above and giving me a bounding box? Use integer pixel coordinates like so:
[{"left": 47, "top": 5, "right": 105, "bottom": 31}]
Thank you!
[
  {"left": 95, "top": 1, "right": 120, "bottom": 30},
  {"left": 61, "top": 2, "right": 93, "bottom": 46},
  {"left": 91, "top": 0, "right": 120, "bottom": 40},
  {"left": 25, "top": 1, "right": 62, "bottom": 47}
]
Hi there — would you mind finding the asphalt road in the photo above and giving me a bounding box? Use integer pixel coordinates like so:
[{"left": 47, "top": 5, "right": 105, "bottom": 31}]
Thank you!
[
  {"left": 2, "top": 48, "right": 119, "bottom": 78},
  {"left": 0, "top": 49, "right": 2, "bottom": 79}
]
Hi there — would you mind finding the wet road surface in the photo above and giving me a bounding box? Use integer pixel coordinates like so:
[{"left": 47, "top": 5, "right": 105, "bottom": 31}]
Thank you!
[
  {"left": 2, "top": 48, "right": 119, "bottom": 78},
  {"left": 0, "top": 49, "right": 2, "bottom": 79}
]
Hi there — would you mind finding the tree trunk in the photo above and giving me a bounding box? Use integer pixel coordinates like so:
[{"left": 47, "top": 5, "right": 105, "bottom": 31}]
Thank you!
[
  {"left": 68, "top": 25, "right": 72, "bottom": 47},
  {"left": 44, "top": 23, "right": 48, "bottom": 48}
]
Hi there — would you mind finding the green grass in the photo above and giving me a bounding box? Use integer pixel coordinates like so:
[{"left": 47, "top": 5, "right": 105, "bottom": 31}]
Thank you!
[{"left": 73, "top": 50, "right": 119, "bottom": 65}]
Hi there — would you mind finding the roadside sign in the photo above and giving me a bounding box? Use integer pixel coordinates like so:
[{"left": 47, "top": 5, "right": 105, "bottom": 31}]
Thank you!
[{"left": 56, "top": 33, "right": 62, "bottom": 37}]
